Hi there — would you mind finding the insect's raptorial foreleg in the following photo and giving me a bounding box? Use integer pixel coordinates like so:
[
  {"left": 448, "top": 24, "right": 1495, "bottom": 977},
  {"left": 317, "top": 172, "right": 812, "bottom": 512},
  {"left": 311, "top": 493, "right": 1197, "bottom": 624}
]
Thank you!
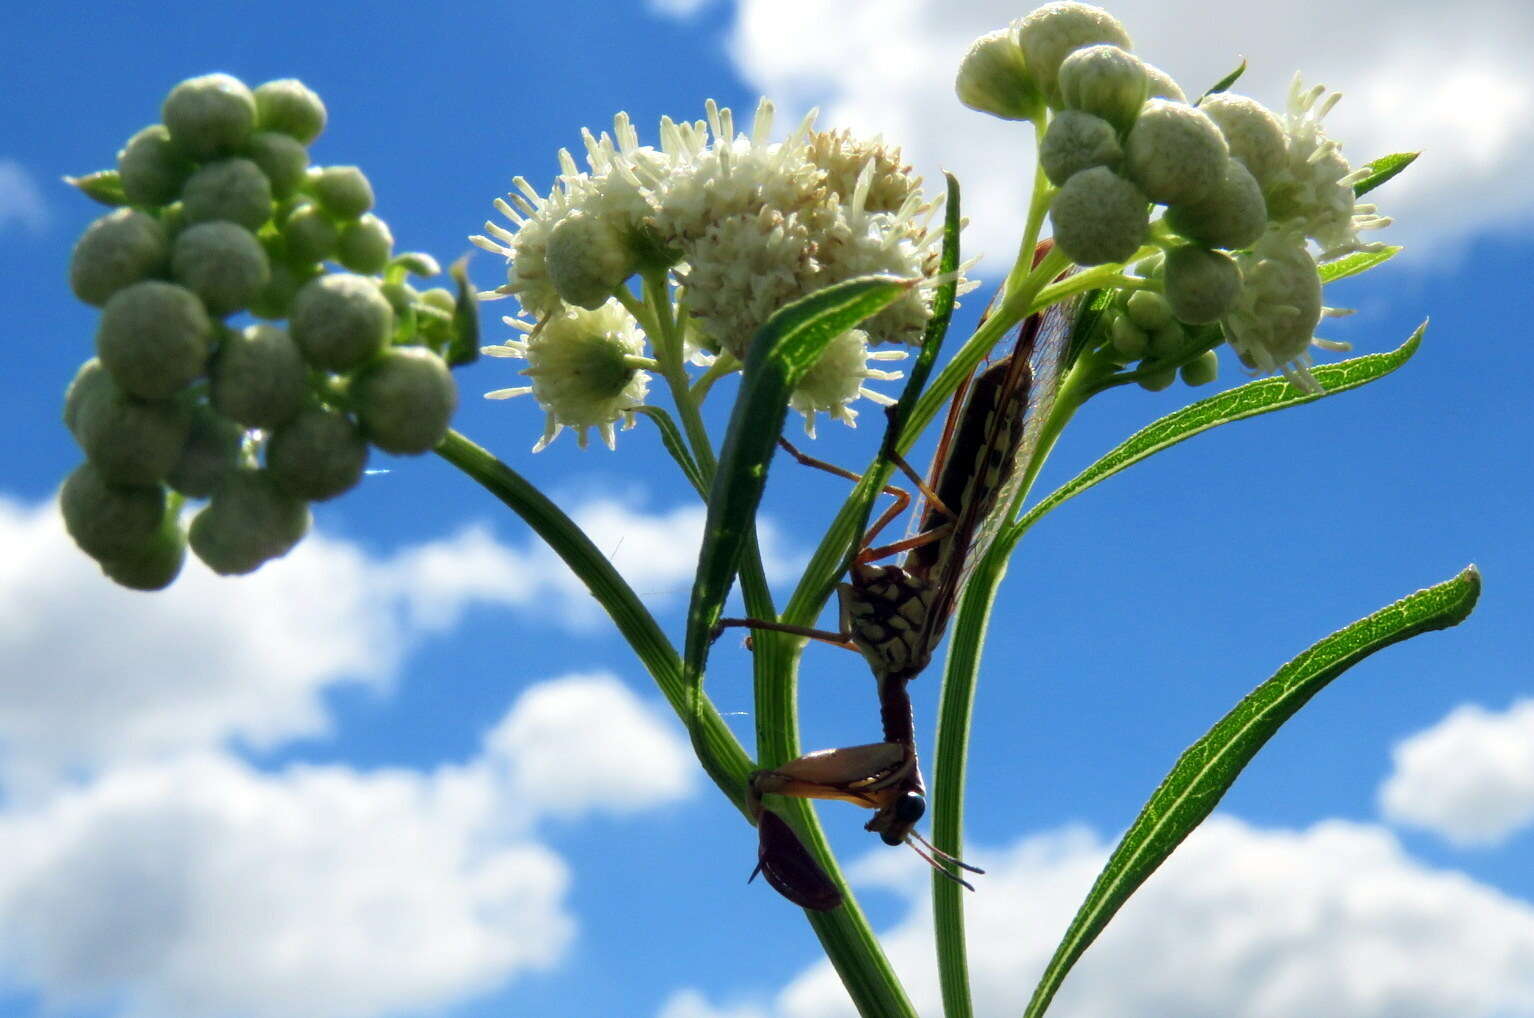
[
  {"left": 749, "top": 741, "right": 914, "bottom": 813},
  {"left": 708, "top": 616, "right": 859, "bottom": 652},
  {"left": 777, "top": 438, "right": 956, "bottom": 551}
]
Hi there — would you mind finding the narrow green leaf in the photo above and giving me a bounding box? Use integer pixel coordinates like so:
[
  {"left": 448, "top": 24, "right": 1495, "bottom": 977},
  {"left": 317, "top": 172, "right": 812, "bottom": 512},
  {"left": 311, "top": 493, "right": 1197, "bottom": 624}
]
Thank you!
[
  {"left": 1014, "top": 324, "right": 1424, "bottom": 541},
  {"left": 1022, "top": 564, "right": 1481, "bottom": 1018},
  {"left": 1320, "top": 246, "right": 1401, "bottom": 283},
  {"left": 65, "top": 169, "right": 128, "bottom": 207},
  {"left": 447, "top": 257, "right": 480, "bottom": 368},
  {"left": 637, "top": 406, "right": 707, "bottom": 499},
  {"left": 1355, "top": 152, "right": 1418, "bottom": 197},
  {"left": 1198, "top": 58, "right": 1248, "bottom": 102},
  {"left": 681, "top": 274, "right": 916, "bottom": 692}
]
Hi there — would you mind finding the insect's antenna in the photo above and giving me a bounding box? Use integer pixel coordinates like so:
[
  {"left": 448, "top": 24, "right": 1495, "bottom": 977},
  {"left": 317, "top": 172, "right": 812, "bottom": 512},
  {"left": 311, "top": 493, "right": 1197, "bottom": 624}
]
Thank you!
[
  {"left": 905, "top": 836, "right": 978, "bottom": 892},
  {"left": 909, "top": 829, "right": 985, "bottom": 874}
]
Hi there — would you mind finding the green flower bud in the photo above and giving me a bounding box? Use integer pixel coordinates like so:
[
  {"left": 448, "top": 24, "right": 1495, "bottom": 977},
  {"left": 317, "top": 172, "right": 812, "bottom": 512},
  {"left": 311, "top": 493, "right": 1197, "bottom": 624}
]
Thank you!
[
  {"left": 420, "top": 287, "right": 455, "bottom": 313},
  {"left": 1058, "top": 44, "right": 1146, "bottom": 133},
  {"left": 1108, "top": 313, "right": 1148, "bottom": 360},
  {"left": 954, "top": 28, "right": 1043, "bottom": 121},
  {"left": 289, "top": 273, "right": 393, "bottom": 371},
  {"left": 1147, "top": 321, "right": 1188, "bottom": 359},
  {"left": 1124, "top": 288, "right": 1173, "bottom": 330},
  {"left": 182, "top": 158, "right": 274, "bottom": 231},
  {"left": 1015, "top": 2, "right": 1132, "bottom": 105},
  {"left": 244, "top": 131, "right": 309, "bottom": 199},
  {"left": 337, "top": 213, "right": 394, "bottom": 274},
  {"left": 1039, "top": 109, "right": 1121, "bottom": 186},
  {"left": 253, "top": 79, "right": 327, "bottom": 144},
  {"left": 1164, "top": 158, "right": 1266, "bottom": 250},
  {"left": 1137, "top": 364, "right": 1177, "bottom": 391},
  {"left": 70, "top": 209, "right": 169, "bottom": 307},
  {"left": 170, "top": 221, "right": 270, "bottom": 316},
  {"left": 1049, "top": 166, "right": 1148, "bottom": 266},
  {"left": 99, "top": 506, "right": 187, "bottom": 591},
  {"left": 1125, "top": 99, "right": 1230, "bottom": 206},
  {"left": 280, "top": 204, "right": 340, "bottom": 263},
  {"left": 1164, "top": 245, "right": 1242, "bottom": 324},
  {"left": 546, "top": 212, "right": 634, "bottom": 310},
  {"left": 162, "top": 73, "right": 257, "bottom": 159},
  {"left": 1197, "top": 92, "right": 1286, "bottom": 191},
  {"left": 96, "top": 280, "right": 212, "bottom": 398},
  {"left": 309, "top": 165, "right": 374, "bottom": 220},
  {"left": 1179, "top": 349, "right": 1220, "bottom": 387},
  {"left": 69, "top": 367, "right": 192, "bottom": 485},
  {"left": 167, "top": 404, "right": 246, "bottom": 498},
  {"left": 189, "top": 469, "right": 310, "bottom": 576},
  {"left": 394, "top": 251, "right": 442, "bottom": 277},
  {"left": 211, "top": 323, "right": 308, "bottom": 428},
  {"left": 59, "top": 461, "right": 168, "bottom": 562},
  {"left": 352, "top": 347, "right": 457, "bottom": 454},
  {"left": 1141, "top": 62, "right": 1186, "bottom": 102},
  {"left": 250, "top": 259, "right": 318, "bottom": 320},
  {"left": 266, "top": 406, "right": 368, "bottom": 500},
  {"left": 117, "top": 125, "right": 191, "bottom": 207}
]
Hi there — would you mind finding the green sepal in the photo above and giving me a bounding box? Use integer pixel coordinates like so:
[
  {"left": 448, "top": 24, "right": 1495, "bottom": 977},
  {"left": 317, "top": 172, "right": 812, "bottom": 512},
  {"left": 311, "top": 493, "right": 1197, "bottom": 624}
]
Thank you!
[
  {"left": 66, "top": 170, "right": 129, "bottom": 208},
  {"left": 1354, "top": 152, "right": 1418, "bottom": 197},
  {"left": 1197, "top": 58, "right": 1247, "bottom": 103},
  {"left": 391, "top": 251, "right": 442, "bottom": 278},
  {"left": 446, "top": 257, "right": 479, "bottom": 368},
  {"left": 1320, "top": 245, "right": 1401, "bottom": 283}
]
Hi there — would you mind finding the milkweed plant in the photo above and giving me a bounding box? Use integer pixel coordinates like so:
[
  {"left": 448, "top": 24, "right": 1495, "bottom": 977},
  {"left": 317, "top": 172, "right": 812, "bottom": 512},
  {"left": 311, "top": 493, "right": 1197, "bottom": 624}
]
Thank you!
[{"left": 56, "top": 3, "right": 1479, "bottom": 1016}]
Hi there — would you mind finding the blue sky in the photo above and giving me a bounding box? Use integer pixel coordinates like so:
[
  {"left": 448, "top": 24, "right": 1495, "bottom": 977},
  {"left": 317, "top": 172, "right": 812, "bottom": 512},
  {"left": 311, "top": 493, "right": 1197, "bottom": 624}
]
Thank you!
[{"left": 2, "top": 1, "right": 1532, "bottom": 1017}]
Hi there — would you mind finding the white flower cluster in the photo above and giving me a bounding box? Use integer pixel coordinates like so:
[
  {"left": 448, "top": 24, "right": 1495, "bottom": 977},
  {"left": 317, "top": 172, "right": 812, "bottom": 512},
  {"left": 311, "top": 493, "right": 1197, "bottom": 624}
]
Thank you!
[
  {"left": 957, "top": 1, "right": 1391, "bottom": 392},
  {"left": 473, "top": 101, "right": 955, "bottom": 445}
]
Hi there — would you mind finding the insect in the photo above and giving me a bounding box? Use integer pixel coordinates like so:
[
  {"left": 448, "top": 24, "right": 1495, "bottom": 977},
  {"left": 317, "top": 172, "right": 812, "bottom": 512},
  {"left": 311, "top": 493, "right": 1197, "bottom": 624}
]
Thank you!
[{"left": 725, "top": 280, "right": 1078, "bottom": 910}]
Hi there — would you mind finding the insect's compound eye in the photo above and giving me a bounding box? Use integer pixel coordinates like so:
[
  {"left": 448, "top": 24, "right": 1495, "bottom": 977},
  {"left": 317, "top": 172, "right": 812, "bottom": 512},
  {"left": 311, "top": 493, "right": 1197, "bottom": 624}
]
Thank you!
[{"left": 880, "top": 791, "right": 926, "bottom": 844}]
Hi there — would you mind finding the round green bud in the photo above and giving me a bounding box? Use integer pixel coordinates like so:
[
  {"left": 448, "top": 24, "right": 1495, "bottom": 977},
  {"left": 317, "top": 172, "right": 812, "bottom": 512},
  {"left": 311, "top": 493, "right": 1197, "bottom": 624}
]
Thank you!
[
  {"left": 59, "top": 461, "right": 168, "bottom": 562},
  {"left": 1049, "top": 166, "right": 1148, "bottom": 266},
  {"left": 280, "top": 204, "right": 340, "bottom": 264},
  {"left": 309, "top": 166, "right": 374, "bottom": 220},
  {"left": 1141, "top": 62, "right": 1186, "bottom": 102},
  {"left": 380, "top": 281, "right": 420, "bottom": 318},
  {"left": 337, "top": 213, "right": 394, "bottom": 274},
  {"left": 420, "top": 287, "right": 455, "bottom": 313},
  {"left": 189, "top": 469, "right": 310, "bottom": 576},
  {"left": 352, "top": 347, "right": 457, "bottom": 454},
  {"left": 244, "top": 131, "right": 309, "bottom": 199},
  {"left": 1147, "top": 321, "right": 1188, "bottom": 359},
  {"left": 63, "top": 358, "right": 111, "bottom": 436},
  {"left": 182, "top": 158, "right": 274, "bottom": 231},
  {"left": 1124, "top": 289, "right": 1173, "bottom": 331},
  {"left": 1058, "top": 44, "right": 1147, "bottom": 133},
  {"left": 1179, "top": 349, "right": 1220, "bottom": 387},
  {"left": 1108, "top": 312, "right": 1148, "bottom": 360},
  {"left": 70, "top": 209, "right": 169, "bottom": 307},
  {"left": 117, "top": 125, "right": 191, "bottom": 207},
  {"left": 1039, "top": 109, "right": 1122, "bottom": 186},
  {"left": 250, "top": 259, "right": 318, "bottom": 321},
  {"left": 100, "top": 509, "right": 187, "bottom": 591},
  {"left": 1015, "top": 2, "right": 1132, "bottom": 105},
  {"left": 162, "top": 73, "right": 257, "bottom": 159},
  {"left": 1198, "top": 92, "right": 1286, "bottom": 191},
  {"left": 170, "top": 221, "right": 270, "bottom": 316},
  {"left": 1164, "top": 158, "right": 1267, "bottom": 250},
  {"left": 253, "top": 79, "right": 327, "bottom": 144},
  {"left": 1137, "top": 364, "right": 1177, "bottom": 391},
  {"left": 167, "top": 404, "right": 246, "bottom": 498},
  {"left": 1164, "top": 245, "right": 1242, "bottom": 325},
  {"left": 70, "top": 370, "right": 192, "bottom": 485},
  {"left": 96, "top": 280, "right": 213, "bottom": 398},
  {"left": 289, "top": 273, "right": 393, "bottom": 371},
  {"left": 1124, "top": 99, "right": 1230, "bottom": 206},
  {"left": 954, "top": 28, "right": 1044, "bottom": 121},
  {"left": 211, "top": 323, "right": 309, "bottom": 428},
  {"left": 546, "top": 212, "right": 634, "bottom": 310},
  {"left": 266, "top": 406, "right": 368, "bottom": 501}
]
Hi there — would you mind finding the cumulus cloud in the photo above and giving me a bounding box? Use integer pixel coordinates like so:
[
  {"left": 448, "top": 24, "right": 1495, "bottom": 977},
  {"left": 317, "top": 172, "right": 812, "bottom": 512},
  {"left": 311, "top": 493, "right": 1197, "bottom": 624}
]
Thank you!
[
  {"left": 1379, "top": 699, "right": 1534, "bottom": 846},
  {"left": 669, "top": 816, "right": 1534, "bottom": 1018},
  {"left": 0, "top": 671, "right": 693, "bottom": 1018},
  {"left": 0, "top": 491, "right": 743, "bottom": 788},
  {"left": 723, "top": 0, "right": 1534, "bottom": 267},
  {"left": 0, "top": 159, "right": 49, "bottom": 234}
]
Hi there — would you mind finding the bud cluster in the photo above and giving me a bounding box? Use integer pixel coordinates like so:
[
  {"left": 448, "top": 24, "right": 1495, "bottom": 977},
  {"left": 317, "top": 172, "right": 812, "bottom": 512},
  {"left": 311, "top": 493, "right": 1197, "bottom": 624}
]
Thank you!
[
  {"left": 62, "top": 74, "right": 470, "bottom": 589},
  {"left": 956, "top": 3, "right": 1387, "bottom": 391}
]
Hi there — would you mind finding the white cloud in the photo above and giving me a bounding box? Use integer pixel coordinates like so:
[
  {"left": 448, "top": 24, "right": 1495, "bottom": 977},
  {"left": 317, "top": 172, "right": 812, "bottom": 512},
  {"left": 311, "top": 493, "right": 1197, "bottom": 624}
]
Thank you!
[
  {"left": 722, "top": 0, "right": 1534, "bottom": 267},
  {"left": 0, "top": 671, "right": 694, "bottom": 1018},
  {"left": 0, "top": 490, "right": 742, "bottom": 788},
  {"left": 648, "top": 0, "right": 716, "bottom": 17},
  {"left": 0, "top": 159, "right": 49, "bottom": 234},
  {"left": 669, "top": 816, "right": 1534, "bottom": 1018},
  {"left": 1379, "top": 699, "right": 1534, "bottom": 846}
]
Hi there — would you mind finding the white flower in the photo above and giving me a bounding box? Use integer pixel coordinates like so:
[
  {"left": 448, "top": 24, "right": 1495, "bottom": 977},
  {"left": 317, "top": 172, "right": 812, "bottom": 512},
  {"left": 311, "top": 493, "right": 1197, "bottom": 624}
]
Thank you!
[
  {"left": 788, "top": 329, "right": 906, "bottom": 437},
  {"left": 1222, "top": 226, "right": 1351, "bottom": 393},
  {"left": 1264, "top": 75, "right": 1391, "bottom": 258},
  {"left": 481, "top": 300, "right": 651, "bottom": 451}
]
